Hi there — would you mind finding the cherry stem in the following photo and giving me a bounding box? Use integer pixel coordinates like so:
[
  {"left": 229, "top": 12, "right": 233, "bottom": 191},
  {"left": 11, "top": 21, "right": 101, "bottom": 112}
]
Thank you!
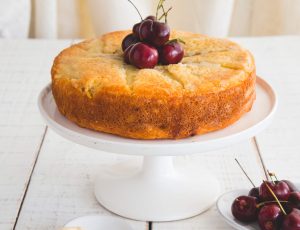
[
  {"left": 268, "top": 170, "right": 279, "bottom": 183},
  {"left": 264, "top": 181, "right": 287, "bottom": 215},
  {"left": 156, "top": 0, "right": 172, "bottom": 23},
  {"left": 160, "top": 2, "right": 166, "bottom": 18},
  {"left": 268, "top": 170, "right": 275, "bottom": 184},
  {"left": 256, "top": 200, "right": 289, "bottom": 209},
  {"left": 156, "top": 0, "right": 164, "bottom": 19},
  {"left": 127, "top": 0, "right": 143, "bottom": 21},
  {"left": 164, "top": 7, "right": 172, "bottom": 22},
  {"left": 235, "top": 158, "right": 256, "bottom": 188},
  {"left": 159, "top": 7, "right": 172, "bottom": 23}
]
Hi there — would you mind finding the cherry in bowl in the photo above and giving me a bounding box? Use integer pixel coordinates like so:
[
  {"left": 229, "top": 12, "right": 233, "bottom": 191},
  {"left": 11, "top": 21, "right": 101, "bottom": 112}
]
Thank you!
[
  {"left": 282, "top": 208, "right": 300, "bottom": 230},
  {"left": 258, "top": 204, "right": 283, "bottom": 230},
  {"left": 259, "top": 181, "right": 291, "bottom": 201},
  {"left": 231, "top": 195, "right": 258, "bottom": 222},
  {"left": 249, "top": 187, "right": 260, "bottom": 199}
]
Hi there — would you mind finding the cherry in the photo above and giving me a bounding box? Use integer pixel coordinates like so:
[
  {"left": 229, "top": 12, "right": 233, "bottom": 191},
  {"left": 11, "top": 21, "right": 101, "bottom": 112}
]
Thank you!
[
  {"left": 129, "top": 42, "right": 158, "bottom": 69},
  {"left": 128, "top": 0, "right": 169, "bottom": 46},
  {"left": 260, "top": 181, "right": 291, "bottom": 201},
  {"left": 258, "top": 204, "right": 283, "bottom": 230},
  {"left": 289, "top": 192, "right": 300, "bottom": 209},
  {"left": 125, "top": 0, "right": 182, "bottom": 68},
  {"left": 283, "top": 180, "right": 299, "bottom": 192},
  {"left": 133, "top": 22, "right": 142, "bottom": 38},
  {"left": 139, "top": 19, "right": 153, "bottom": 42},
  {"left": 151, "top": 21, "right": 170, "bottom": 47},
  {"left": 145, "top": 15, "right": 156, "bottom": 21},
  {"left": 159, "top": 40, "right": 183, "bottom": 65},
  {"left": 282, "top": 208, "right": 300, "bottom": 230},
  {"left": 139, "top": 20, "right": 170, "bottom": 47},
  {"left": 249, "top": 187, "right": 260, "bottom": 199},
  {"left": 283, "top": 202, "right": 297, "bottom": 214},
  {"left": 231, "top": 195, "right": 258, "bottom": 222},
  {"left": 122, "top": 34, "right": 139, "bottom": 51},
  {"left": 123, "top": 44, "right": 134, "bottom": 64}
]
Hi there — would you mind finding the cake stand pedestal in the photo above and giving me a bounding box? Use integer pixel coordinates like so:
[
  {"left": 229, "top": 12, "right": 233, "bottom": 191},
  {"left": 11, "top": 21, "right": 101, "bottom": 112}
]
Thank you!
[
  {"left": 38, "top": 77, "right": 277, "bottom": 222},
  {"left": 94, "top": 155, "right": 220, "bottom": 221}
]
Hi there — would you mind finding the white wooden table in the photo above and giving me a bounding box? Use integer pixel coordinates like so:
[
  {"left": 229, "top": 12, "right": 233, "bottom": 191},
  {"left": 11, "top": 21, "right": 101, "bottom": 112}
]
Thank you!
[{"left": 0, "top": 36, "right": 300, "bottom": 230}]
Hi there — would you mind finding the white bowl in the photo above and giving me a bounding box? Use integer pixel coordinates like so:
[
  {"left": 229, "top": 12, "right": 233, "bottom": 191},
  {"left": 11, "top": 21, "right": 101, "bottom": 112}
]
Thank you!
[
  {"left": 64, "top": 215, "right": 134, "bottom": 230},
  {"left": 216, "top": 183, "right": 300, "bottom": 230}
]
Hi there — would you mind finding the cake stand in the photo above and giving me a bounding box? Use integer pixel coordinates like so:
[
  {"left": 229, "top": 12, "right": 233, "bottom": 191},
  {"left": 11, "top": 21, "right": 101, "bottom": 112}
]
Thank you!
[{"left": 38, "top": 76, "right": 277, "bottom": 222}]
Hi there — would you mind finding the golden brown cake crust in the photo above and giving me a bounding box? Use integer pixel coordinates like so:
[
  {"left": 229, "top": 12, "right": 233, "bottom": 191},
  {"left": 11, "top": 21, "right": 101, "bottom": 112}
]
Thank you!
[{"left": 51, "top": 30, "right": 256, "bottom": 139}]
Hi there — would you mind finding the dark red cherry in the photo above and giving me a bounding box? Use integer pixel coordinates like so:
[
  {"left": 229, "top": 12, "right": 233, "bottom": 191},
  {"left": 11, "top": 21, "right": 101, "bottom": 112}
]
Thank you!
[
  {"left": 289, "top": 192, "right": 300, "bottom": 209},
  {"left": 160, "top": 41, "right": 184, "bottom": 65},
  {"left": 283, "top": 202, "right": 297, "bottom": 214},
  {"left": 133, "top": 22, "right": 142, "bottom": 38},
  {"left": 123, "top": 44, "right": 134, "bottom": 64},
  {"left": 231, "top": 195, "right": 258, "bottom": 222},
  {"left": 139, "top": 19, "right": 154, "bottom": 42},
  {"left": 138, "top": 20, "right": 170, "bottom": 47},
  {"left": 282, "top": 208, "right": 300, "bottom": 230},
  {"left": 258, "top": 204, "right": 283, "bottom": 230},
  {"left": 151, "top": 21, "right": 170, "bottom": 47},
  {"left": 282, "top": 180, "right": 299, "bottom": 192},
  {"left": 260, "top": 181, "right": 291, "bottom": 201},
  {"left": 249, "top": 187, "right": 260, "bottom": 199},
  {"left": 129, "top": 42, "right": 158, "bottom": 69},
  {"left": 122, "top": 33, "right": 139, "bottom": 51},
  {"left": 145, "top": 15, "right": 156, "bottom": 21}
]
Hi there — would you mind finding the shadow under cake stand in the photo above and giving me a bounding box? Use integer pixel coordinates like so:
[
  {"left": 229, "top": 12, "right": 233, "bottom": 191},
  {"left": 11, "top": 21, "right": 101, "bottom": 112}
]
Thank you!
[{"left": 38, "top": 76, "right": 277, "bottom": 222}]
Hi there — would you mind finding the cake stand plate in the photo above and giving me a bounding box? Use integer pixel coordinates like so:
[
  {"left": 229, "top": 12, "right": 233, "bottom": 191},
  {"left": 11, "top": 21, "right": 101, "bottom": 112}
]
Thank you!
[{"left": 38, "top": 77, "right": 277, "bottom": 222}]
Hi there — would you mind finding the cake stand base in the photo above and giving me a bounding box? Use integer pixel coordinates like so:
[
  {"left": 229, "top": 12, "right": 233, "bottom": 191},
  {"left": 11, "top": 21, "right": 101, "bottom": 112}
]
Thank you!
[{"left": 94, "top": 155, "right": 220, "bottom": 222}]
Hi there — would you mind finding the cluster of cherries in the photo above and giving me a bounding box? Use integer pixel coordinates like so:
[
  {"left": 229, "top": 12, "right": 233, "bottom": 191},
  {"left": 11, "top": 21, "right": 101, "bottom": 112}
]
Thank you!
[
  {"left": 122, "top": 1, "right": 184, "bottom": 69},
  {"left": 232, "top": 173, "right": 300, "bottom": 230}
]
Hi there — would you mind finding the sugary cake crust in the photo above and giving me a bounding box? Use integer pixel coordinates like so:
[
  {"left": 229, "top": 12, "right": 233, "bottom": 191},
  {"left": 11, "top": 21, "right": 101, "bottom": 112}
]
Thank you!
[{"left": 51, "top": 30, "right": 256, "bottom": 139}]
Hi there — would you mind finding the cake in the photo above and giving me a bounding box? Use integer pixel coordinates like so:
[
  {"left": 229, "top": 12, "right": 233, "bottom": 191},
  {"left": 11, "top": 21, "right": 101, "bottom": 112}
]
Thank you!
[{"left": 51, "top": 30, "right": 256, "bottom": 139}]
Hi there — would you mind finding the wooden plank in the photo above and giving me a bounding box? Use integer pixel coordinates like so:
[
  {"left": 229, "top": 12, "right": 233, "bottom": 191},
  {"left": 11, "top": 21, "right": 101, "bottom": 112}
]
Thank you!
[
  {"left": 0, "top": 39, "right": 72, "bottom": 230},
  {"left": 0, "top": 127, "right": 46, "bottom": 229},
  {"left": 14, "top": 130, "right": 148, "bottom": 230},
  {"left": 0, "top": 39, "right": 72, "bottom": 127}
]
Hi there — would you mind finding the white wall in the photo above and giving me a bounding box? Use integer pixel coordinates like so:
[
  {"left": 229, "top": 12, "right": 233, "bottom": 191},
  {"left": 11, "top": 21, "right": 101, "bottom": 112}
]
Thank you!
[{"left": 1, "top": 0, "right": 300, "bottom": 39}]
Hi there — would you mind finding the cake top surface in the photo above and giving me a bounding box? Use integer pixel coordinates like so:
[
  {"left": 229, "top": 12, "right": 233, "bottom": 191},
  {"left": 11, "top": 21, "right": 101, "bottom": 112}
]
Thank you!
[{"left": 52, "top": 30, "right": 255, "bottom": 98}]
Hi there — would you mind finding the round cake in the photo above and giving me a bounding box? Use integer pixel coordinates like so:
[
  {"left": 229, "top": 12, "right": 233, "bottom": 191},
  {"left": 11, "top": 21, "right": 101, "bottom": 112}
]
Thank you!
[{"left": 51, "top": 30, "right": 256, "bottom": 139}]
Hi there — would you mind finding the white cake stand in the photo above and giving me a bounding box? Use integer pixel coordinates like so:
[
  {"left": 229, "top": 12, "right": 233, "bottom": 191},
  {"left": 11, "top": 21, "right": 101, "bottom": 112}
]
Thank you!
[{"left": 38, "top": 77, "right": 277, "bottom": 222}]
